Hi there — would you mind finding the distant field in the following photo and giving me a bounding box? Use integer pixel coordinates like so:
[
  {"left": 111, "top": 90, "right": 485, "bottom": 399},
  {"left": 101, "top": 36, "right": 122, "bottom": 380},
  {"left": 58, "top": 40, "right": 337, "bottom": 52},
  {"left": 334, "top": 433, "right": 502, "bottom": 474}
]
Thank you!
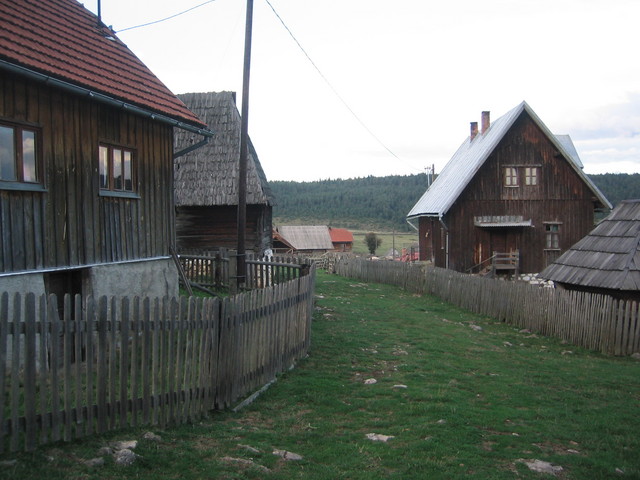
[{"left": 351, "top": 229, "right": 419, "bottom": 256}]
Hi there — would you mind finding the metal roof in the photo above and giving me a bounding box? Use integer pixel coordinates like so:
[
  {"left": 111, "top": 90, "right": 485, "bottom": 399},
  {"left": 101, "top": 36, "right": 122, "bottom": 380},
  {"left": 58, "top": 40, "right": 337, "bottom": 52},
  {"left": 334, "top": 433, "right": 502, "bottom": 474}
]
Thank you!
[
  {"left": 275, "top": 226, "right": 334, "bottom": 251},
  {"left": 407, "top": 101, "right": 611, "bottom": 219},
  {"left": 0, "top": 0, "right": 205, "bottom": 129},
  {"left": 474, "top": 216, "right": 533, "bottom": 228},
  {"left": 541, "top": 200, "right": 640, "bottom": 291}
]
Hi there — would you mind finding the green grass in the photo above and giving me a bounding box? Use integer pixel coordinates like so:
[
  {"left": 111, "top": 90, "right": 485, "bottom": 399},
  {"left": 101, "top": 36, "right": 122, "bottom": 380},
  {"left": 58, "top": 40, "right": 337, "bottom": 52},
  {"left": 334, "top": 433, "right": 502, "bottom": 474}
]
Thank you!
[{"left": 3, "top": 271, "right": 639, "bottom": 479}]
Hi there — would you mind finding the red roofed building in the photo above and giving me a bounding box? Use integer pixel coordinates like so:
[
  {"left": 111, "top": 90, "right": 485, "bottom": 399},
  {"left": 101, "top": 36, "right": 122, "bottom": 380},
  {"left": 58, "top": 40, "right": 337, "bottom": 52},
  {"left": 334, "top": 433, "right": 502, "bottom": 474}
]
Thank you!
[
  {"left": 0, "top": 0, "right": 211, "bottom": 299},
  {"left": 329, "top": 227, "right": 354, "bottom": 252}
]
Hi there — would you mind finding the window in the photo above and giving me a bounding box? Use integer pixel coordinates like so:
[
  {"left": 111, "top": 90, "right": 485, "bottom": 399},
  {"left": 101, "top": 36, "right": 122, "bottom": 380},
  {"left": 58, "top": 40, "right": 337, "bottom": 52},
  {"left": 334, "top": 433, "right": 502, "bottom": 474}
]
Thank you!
[
  {"left": 504, "top": 167, "right": 518, "bottom": 187},
  {"left": 525, "top": 167, "right": 538, "bottom": 185},
  {"left": 99, "top": 144, "right": 135, "bottom": 193},
  {"left": 0, "top": 122, "right": 41, "bottom": 185},
  {"left": 545, "top": 223, "right": 560, "bottom": 249}
]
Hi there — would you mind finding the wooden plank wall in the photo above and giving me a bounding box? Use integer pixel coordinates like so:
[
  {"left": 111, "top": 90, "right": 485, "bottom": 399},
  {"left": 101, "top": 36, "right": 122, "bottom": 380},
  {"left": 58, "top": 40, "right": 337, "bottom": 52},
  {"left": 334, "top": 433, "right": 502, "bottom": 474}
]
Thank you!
[
  {"left": 0, "top": 71, "right": 174, "bottom": 273},
  {"left": 0, "top": 266, "right": 315, "bottom": 453},
  {"left": 334, "top": 258, "right": 640, "bottom": 356}
]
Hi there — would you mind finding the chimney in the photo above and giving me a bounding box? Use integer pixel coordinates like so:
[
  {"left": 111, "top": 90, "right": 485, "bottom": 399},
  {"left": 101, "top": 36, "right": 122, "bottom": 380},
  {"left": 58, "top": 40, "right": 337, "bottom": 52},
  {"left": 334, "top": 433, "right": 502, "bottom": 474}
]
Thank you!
[
  {"left": 470, "top": 122, "right": 478, "bottom": 141},
  {"left": 481, "top": 111, "right": 490, "bottom": 134}
]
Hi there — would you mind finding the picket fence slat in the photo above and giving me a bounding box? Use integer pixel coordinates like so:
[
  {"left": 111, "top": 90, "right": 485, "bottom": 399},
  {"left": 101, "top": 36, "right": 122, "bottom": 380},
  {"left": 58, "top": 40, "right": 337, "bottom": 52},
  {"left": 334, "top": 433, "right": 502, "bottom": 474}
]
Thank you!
[
  {"left": 1, "top": 263, "right": 315, "bottom": 453},
  {"left": 335, "top": 258, "right": 639, "bottom": 357}
]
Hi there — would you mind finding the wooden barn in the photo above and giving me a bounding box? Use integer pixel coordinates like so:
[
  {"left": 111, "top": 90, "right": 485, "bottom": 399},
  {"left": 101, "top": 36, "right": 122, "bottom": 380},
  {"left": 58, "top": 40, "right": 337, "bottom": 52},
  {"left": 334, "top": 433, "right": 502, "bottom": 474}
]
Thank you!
[
  {"left": 174, "top": 92, "right": 273, "bottom": 254},
  {"left": 329, "top": 227, "right": 354, "bottom": 252},
  {"left": 541, "top": 199, "right": 640, "bottom": 301},
  {"left": 272, "top": 226, "right": 334, "bottom": 254},
  {"left": 407, "top": 101, "right": 611, "bottom": 274},
  {"left": 0, "top": 0, "right": 210, "bottom": 299}
]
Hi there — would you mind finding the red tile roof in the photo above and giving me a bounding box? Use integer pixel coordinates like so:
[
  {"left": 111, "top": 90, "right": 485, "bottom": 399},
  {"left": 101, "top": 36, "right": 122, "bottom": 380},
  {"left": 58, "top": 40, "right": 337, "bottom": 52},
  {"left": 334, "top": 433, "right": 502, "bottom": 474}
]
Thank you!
[
  {"left": 0, "top": 0, "right": 205, "bottom": 128},
  {"left": 329, "top": 228, "right": 354, "bottom": 243}
]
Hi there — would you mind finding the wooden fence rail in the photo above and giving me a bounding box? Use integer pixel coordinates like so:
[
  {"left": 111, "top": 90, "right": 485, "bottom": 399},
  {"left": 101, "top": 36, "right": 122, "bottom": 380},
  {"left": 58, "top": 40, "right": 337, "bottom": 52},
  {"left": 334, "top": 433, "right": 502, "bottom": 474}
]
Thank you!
[
  {"left": 0, "top": 266, "right": 315, "bottom": 453},
  {"left": 177, "top": 250, "right": 305, "bottom": 291},
  {"left": 334, "top": 258, "right": 640, "bottom": 356}
]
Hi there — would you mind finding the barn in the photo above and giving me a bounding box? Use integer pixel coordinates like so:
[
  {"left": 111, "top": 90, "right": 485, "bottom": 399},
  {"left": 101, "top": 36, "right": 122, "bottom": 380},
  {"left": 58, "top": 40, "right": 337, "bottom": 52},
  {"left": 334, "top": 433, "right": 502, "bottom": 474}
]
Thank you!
[
  {"left": 541, "top": 199, "right": 640, "bottom": 302},
  {"left": 0, "top": 0, "right": 211, "bottom": 299},
  {"left": 407, "top": 101, "right": 611, "bottom": 274},
  {"left": 174, "top": 91, "right": 273, "bottom": 254}
]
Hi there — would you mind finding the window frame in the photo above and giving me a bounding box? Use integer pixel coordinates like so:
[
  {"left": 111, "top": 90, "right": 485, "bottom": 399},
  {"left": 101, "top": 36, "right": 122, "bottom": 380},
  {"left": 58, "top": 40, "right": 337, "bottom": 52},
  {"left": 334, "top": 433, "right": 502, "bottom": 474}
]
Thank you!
[
  {"left": 544, "top": 222, "right": 561, "bottom": 250},
  {"left": 0, "top": 120, "right": 46, "bottom": 192},
  {"left": 504, "top": 166, "right": 519, "bottom": 187},
  {"left": 525, "top": 166, "right": 538, "bottom": 186},
  {"left": 98, "top": 143, "right": 139, "bottom": 198}
]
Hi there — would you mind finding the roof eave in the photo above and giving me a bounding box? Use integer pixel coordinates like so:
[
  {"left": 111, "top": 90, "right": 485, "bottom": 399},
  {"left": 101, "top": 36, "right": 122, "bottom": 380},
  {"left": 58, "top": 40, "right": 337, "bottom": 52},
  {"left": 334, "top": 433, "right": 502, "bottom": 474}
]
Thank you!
[{"left": 0, "top": 59, "right": 212, "bottom": 136}]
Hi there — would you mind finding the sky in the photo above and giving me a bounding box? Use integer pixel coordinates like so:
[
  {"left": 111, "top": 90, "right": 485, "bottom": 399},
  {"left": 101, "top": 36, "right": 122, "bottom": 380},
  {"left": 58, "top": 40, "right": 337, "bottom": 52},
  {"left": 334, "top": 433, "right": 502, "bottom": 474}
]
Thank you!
[{"left": 83, "top": 0, "right": 640, "bottom": 182}]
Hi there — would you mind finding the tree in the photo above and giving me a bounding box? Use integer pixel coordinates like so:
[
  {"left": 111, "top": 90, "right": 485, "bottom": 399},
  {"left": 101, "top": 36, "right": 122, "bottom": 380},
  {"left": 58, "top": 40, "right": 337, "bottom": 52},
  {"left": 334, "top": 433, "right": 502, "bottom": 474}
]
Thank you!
[{"left": 364, "top": 232, "right": 383, "bottom": 255}]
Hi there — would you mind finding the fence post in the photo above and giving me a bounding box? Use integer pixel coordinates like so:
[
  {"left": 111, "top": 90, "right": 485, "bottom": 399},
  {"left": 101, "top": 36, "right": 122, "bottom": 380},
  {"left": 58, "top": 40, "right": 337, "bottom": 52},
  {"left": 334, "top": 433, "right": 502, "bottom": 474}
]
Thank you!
[{"left": 229, "top": 250, "right": 238, "bottom": 295}]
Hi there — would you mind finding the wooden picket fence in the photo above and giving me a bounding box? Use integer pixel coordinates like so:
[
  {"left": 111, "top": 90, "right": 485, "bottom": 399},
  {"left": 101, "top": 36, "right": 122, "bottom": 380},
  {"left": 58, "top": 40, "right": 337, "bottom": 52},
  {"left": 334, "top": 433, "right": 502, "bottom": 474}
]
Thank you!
[
  {"left": 0, "top": 267, "right": 315, "bottom": 453},
  {"left": 334, "top": 258, "right": 640, "bottom": 356},
  {"left": 176, "top": 249, "right": 306, "bottom": 292}
]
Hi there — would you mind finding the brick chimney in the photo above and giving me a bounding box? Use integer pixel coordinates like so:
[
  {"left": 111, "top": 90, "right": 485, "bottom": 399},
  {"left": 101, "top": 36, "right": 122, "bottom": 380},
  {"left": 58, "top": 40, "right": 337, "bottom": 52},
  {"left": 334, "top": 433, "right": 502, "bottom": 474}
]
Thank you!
[
  {"left": 481, "top": 111, "right": 490, "bottom": 134},
  {"left": 470, "top": 121, "right": 478, "bottom": 141}
]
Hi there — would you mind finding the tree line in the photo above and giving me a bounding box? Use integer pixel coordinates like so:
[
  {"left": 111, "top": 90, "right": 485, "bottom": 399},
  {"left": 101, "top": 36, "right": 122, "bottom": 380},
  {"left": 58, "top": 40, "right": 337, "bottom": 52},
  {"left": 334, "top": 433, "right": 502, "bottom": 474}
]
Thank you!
[{"left": 270, "top": 173, "right": 640, "bottom": 231}]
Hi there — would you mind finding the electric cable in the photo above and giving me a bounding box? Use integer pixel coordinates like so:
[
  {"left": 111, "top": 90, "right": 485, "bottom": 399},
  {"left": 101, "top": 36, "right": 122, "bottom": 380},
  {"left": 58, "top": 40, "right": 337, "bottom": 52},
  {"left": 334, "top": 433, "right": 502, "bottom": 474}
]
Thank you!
[
  {"left": 115, "top": 0, "right": 218, "bottom": 33},
  {"left": 264, "top": 0, "right": 412, "bottom": 166}
]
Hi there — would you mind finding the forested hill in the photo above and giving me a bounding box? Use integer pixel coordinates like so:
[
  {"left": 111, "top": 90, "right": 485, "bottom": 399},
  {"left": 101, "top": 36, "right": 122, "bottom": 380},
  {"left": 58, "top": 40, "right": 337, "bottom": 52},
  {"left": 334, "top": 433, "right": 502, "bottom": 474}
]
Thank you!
[{"left": 270, "top": 173, "right": 640, "bottom": 231}]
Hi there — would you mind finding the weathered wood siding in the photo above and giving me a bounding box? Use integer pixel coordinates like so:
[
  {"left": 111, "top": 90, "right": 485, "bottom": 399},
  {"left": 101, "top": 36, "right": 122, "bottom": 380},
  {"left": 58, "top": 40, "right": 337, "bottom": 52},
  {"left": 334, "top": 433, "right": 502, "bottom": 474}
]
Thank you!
[
  {"left": 175, "top": 204, "right": 272, "bottom": 253},
  {"left": 422, "top": 113, "right": 599, "bottom": 273},
  {"left": 0, "top": 71, "right": 174, "bottom": 273}
]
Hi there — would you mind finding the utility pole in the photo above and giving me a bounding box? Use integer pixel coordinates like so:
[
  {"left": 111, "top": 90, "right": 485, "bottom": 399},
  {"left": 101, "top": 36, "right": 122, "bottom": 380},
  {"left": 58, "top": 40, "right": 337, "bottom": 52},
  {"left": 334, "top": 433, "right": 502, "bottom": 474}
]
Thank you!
[{"left": 236, "top": 0, "right": 254, "bottom": 290}]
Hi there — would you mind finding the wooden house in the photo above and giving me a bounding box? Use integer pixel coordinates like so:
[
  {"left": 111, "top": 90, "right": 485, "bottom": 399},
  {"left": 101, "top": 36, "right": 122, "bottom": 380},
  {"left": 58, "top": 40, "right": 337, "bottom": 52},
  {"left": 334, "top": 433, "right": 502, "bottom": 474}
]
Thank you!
[
  {"left": 0, "top": 0, "right": 210, "bottom": 299},
  {"left": 272, "top": 226, "right": 334, "bottom": 254},
  {"left": 407, "top": 101, "right": 611, "bottom": 274},
  {"left": 329, "top": 227, "right": 354, "bottom": 252},
  {"left": 174, "top": 92, "right": 274, "bottom": 254},
  {"left": 541, "top": 199, "right": 640, "bottom": 301}
]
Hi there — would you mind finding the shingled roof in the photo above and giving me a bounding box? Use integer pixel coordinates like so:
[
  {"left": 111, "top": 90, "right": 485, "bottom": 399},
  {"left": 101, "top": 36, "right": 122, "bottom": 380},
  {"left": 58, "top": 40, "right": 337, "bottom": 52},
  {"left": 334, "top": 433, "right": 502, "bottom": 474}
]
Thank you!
[
  {"left": 407, "top": 101, "right": 611, "bottom": 219},
  {"left": 274, "top": 226, "right": 334, "bottom": 251},
  {"left": 541, "top": 200, "right": 640, "bottom": 291},
  {"left": 174, "top": 91, "right": 273, "bottom": 207},
  {"left": 0, "top": 0, "right": 206, "bottom": 130}
]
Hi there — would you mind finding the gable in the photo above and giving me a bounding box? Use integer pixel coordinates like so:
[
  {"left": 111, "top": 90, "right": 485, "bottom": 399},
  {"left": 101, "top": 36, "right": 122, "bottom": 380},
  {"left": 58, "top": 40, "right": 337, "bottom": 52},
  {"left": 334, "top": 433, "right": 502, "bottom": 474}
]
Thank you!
[
  {"left": 0, "top": 0, "right": 205, "bottom": 129},
  {"left": 407, "top": 101, "right": 611, "bottom": 219}
]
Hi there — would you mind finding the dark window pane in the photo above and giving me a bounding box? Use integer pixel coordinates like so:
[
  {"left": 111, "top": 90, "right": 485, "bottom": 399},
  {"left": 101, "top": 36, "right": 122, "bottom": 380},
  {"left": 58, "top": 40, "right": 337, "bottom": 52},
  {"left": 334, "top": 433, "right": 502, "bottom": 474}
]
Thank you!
[
  {"left": 123, "top": 150, "right": 132, "bottom": 191},
  {"left": 0, "top": 126, "right": 16, "bottom": 181}
]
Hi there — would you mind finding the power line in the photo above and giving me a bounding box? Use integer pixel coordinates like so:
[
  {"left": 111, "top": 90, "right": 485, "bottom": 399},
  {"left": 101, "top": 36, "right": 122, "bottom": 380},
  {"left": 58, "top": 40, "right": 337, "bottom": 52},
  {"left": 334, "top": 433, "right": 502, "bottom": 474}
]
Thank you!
[
  {"left": 263, "top": 0, "right": 406, "bottom": 163},
  {"left": 115, "top": 0, "right": 218, "bottom": 33}
]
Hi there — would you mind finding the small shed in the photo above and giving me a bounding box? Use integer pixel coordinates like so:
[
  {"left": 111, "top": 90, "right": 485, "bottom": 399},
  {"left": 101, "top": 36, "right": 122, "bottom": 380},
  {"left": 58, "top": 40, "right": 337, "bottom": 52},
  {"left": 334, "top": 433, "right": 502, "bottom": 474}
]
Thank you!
[
  {"left": 272, "top": 226, "right": 334, "bottom": 254},
  {"left": 174, "top": 91, "right": 274, "bottom": 254},
  {"left": 541, "top": 199, "right": 640, "bottom": 301},
  {"left": 329, "top": 227, "right": 354, "bottom": 252}
]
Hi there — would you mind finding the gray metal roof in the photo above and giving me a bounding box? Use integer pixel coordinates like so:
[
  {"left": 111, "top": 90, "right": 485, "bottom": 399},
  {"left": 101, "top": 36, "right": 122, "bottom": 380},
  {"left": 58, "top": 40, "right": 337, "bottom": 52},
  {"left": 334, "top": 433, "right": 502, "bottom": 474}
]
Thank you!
[
  {"left": 276, "top": 226, "right": 334, "bottom": 250},
  {"left": 407, "top": 101, "right": 611, "bottom": 219},
  {"left": 541, "top": 200, "right": 640, "bottom": 291},
  {"left": 174, "top": 91, "right": 273, "bottom": 207}
]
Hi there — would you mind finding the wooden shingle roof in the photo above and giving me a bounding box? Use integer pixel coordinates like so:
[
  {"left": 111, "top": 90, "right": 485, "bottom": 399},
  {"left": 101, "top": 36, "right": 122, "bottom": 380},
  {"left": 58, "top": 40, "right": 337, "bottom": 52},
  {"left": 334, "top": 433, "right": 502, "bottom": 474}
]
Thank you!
[
  {"left": 174, "top": 91, "right": 273, "bottom": 207},
  {"left": 274, "top": 226, "right": 334, "bottom": 251},
  {"left": 0, "top": 0, "right": 205, "bottom": 129},
  {"left": 541, "top": 200, "right": 640, "bottom": 291},
  {"left": 407, "top": 101, "right": 611, "bottom": 219}
]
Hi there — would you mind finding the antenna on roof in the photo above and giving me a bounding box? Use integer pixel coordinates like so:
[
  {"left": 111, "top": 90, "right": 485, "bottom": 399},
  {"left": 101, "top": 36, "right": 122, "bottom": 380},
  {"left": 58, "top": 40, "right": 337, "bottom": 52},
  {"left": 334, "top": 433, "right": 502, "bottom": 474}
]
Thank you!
[{"left": 97, "top": 0, "right": 102, "bottom": 23}]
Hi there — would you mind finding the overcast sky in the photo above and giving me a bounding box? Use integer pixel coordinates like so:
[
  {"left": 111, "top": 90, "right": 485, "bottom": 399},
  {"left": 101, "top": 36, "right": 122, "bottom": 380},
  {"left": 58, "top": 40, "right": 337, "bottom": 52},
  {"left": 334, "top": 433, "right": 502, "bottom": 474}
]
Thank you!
[{"left": 85, "top": 0, "right": 640, "bottom": 182}]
